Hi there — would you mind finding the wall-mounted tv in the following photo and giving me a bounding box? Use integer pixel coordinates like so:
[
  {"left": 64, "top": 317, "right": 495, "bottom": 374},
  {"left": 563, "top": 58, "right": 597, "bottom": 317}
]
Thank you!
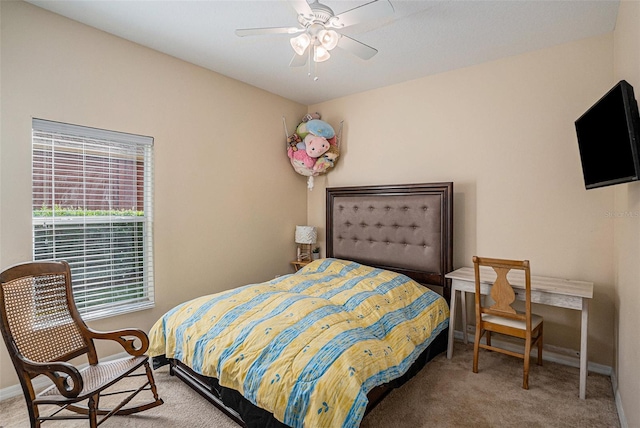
[{"left": 575, "top": 80, "right": 640, "bottom": 189}]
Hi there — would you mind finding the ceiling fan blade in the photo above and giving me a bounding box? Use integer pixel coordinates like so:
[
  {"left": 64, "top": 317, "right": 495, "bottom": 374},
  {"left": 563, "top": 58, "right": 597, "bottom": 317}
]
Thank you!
[
  {"left": 289, "top": 0, "right": 314, "bottom": 20},
  {"left": 289, "top": 52, "right": 308, "bottom": 67},
  {"left": 337, "top": 35, "right": 378, "bottom": 60},
  {"left": 235, "top": 27, "right": 301, "bottom": 37},
  {"left": 330, "top": 0, "right": 394, "bottom": 28}
]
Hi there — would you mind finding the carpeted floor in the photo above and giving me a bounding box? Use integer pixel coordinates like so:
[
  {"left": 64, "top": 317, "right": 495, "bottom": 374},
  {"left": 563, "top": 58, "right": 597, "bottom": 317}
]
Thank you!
[{"left": 0, "top": 341, "right": 620, "bottom": 427}]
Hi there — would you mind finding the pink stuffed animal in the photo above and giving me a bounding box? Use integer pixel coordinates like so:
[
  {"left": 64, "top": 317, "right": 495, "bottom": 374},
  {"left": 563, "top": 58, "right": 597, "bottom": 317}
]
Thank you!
[
  {"left": 288, "top": 146, "right": 316, "bottom": 169},
  {"left": 304, "top": 135, "right": 330, "bottom": 158}
]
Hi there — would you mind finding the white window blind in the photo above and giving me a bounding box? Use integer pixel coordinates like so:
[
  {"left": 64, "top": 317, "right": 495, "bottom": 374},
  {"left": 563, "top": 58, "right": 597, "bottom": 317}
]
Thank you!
[{"left": 32, "top": 118, "right": 154, "bottom": 320}]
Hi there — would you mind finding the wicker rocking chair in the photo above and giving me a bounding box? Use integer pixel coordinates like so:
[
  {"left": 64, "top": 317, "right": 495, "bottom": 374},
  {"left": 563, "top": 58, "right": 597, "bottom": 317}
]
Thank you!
[{"left": 0, "top": 261, "right": 163, "bottom": 427}]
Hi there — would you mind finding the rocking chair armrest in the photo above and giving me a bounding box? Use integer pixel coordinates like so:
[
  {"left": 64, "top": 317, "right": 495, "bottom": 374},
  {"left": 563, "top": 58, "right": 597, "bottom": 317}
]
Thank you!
[
  {"left": 85, "top": 328, "right": 149, "bottom": 357},
  {"left": 24, "top": 360, "right": 83, "bottom": 398}
]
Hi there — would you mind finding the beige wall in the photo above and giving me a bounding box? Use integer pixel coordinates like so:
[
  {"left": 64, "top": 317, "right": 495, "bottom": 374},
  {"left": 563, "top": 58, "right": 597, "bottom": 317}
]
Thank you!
[
  {"left": 0, "top": 1, "right": 307, "bottom": 389},
  {"left": 2, "top": 0, "right": 636, "bottom": 419},
  {"left": 308, "top": 35, "right": 617, "bottom": 367},
  {"left": 613, "top": 1, "right": 640, "bottom": 426}
]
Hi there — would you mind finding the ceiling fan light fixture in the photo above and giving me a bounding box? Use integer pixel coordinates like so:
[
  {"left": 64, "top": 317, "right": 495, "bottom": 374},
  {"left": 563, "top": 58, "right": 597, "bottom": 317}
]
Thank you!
[
  {"left": 290, "top": 33, "right": 311, "bottom": 55},
  {"left": 236, "top": 0, "right": 393, "bottom": 75},
  {"left": 318, "top": 29, "right": 339, "bottom": 50},
  {"left": 314, "top": 45, "right": 331, "bottom": 62}
]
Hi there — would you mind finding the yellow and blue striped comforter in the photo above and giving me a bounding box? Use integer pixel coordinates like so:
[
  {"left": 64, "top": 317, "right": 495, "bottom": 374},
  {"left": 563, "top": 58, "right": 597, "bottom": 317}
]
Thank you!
[{"left": 149, "top": 258, "right": 449, "bottom": 428}]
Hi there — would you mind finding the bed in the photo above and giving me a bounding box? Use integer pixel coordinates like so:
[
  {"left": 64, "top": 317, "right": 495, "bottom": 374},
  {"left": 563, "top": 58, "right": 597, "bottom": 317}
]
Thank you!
[{"left": 149, "top": 182, "right": 453, "bottom": 428}]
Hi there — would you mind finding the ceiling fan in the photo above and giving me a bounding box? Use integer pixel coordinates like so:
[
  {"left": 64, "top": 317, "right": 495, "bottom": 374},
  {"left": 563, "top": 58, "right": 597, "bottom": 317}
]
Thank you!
[{"left": 235, "top": 0, "right": 394, "bottom": 77}]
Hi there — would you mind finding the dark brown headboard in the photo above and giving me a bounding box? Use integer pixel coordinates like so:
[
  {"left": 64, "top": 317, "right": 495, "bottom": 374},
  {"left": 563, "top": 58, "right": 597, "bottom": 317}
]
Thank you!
[{"left": 326, "top": 182, "right": 453, "bottom": 302}]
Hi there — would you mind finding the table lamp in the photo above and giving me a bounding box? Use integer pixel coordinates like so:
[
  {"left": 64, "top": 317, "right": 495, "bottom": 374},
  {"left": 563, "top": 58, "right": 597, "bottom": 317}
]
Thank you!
[{"left": 295, "top": 226, "right": 317, "bottom": 262}]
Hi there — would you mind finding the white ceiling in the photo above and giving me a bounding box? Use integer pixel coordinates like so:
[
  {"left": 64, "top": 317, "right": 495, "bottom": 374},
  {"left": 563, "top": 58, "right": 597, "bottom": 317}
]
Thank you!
[{"left": 26, "top": 0, "right": 620, "bottom": 105}]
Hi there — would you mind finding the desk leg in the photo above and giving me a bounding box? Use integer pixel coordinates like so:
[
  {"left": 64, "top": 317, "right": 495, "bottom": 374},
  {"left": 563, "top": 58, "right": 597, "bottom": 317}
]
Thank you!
[
  {"left": 579, "top": 298, "right": 589, "bottom": 399},
  {"left": 461, "top": 291, "right": 468, "bottom": 344},
  {"left": 447, "top": 286, "right": 457, "bottom": 359}
]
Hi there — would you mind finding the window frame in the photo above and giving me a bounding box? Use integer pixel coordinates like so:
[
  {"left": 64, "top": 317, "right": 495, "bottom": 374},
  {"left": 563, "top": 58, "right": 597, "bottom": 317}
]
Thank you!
[{"left": 31, "top": 118, "right": 155, "bottom": 321}]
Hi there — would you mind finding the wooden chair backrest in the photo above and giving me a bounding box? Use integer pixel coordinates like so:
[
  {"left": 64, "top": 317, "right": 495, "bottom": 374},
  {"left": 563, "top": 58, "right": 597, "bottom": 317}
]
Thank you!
[
  {"left": 473, "top": 256, "right": 532, "bottom": 324},
  {"left": 0, "top": 261, "right": 94, "bottom": 372}
]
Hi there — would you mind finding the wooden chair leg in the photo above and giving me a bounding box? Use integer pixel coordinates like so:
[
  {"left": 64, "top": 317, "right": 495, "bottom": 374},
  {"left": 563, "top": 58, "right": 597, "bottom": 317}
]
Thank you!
[
  {"left": 29, "top": 401, "right": 40, "bottom": 428},
  {"left": 145, "top": 362, "right": 161, "bottom": 402},
  {"left": 523, "top": 339, "right": 531, "bottom": 390},
  {"left": 537, "top": 325, "right": 543, "bottom": 366},
  {"left": 486, "top": 330, "right": 491, "bottom": 347},
  {"left": 89, "top": 395, "right": 98, "bottom": 428},
  {"left": 473, "top": 325, "right": 481, "bottom": 373}
]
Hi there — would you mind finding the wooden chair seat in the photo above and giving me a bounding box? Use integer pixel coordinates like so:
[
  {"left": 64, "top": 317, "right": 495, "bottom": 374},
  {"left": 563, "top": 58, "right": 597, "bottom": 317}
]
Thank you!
[
  {"left": 36, "top": 355, "right": 148, "bottom": 402},
  {"left": 481, "top": 312, "right": 543, "bottom": 331}
]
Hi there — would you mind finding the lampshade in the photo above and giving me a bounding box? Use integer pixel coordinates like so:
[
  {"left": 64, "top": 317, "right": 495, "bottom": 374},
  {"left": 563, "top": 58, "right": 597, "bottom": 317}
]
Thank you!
[
  {"left": 318, "top": 29, "right": 339, "bottom": 51},
  {"left": 313, "top": 45, "right": 331, "bottom": 63},
  {"left": 290, "top": 33, "right": 311, "bottom": 56},
  {"left": 295, "top": 226, "right": 317, "bottom": 244}
]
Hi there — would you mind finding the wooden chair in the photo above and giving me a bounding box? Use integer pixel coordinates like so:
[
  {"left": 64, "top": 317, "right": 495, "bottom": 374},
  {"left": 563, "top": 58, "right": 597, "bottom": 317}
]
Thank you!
[
  {"left": 472, "top": 256, "right": 543, "bottom": 389},
  {"left": 0, "top": 261, "right": 163, "bottom": 427}
]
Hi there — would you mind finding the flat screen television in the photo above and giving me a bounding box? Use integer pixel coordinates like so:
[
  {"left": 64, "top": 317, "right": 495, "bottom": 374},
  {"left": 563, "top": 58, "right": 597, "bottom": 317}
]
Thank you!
[{"left": 575, "top": 80, "right": 640, "bottom": 189}]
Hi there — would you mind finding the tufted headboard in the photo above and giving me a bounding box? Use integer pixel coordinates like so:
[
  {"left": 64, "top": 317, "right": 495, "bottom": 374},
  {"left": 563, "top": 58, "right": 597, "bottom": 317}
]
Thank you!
[{"left": 326, "top": 182, "right": 453, "bottom": 301}]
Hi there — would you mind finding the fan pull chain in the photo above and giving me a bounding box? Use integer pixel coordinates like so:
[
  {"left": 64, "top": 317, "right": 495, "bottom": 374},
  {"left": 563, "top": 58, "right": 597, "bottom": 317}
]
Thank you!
[{"left": 307, "top": 46, "right": 319, "bottom": 81}]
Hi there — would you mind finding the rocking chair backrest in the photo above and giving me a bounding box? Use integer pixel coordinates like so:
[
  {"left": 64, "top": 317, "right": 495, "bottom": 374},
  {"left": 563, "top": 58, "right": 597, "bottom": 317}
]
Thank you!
[{"left": 0, "top": 261, "right": 91, "bottom": 367}]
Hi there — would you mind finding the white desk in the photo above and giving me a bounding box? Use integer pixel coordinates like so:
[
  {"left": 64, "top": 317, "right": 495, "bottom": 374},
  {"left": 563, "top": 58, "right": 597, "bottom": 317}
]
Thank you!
[{"left": 445, "top": 266, "right": 594, "bottom": 399}]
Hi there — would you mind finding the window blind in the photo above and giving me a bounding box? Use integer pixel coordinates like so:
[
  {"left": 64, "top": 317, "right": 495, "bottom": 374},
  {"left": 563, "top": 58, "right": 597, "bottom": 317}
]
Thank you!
[{"left": 32, "top": 118, "right": 154, "bottom": 320}]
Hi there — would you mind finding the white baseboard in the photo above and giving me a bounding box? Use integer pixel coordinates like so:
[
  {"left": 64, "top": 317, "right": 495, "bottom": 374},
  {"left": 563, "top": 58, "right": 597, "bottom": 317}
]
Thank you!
[
  {"left": 610, "top": 370, "right": 628, "bottom": 428},
  {"left": 0, "top": 352, "right": 129, "bottom": 402}
]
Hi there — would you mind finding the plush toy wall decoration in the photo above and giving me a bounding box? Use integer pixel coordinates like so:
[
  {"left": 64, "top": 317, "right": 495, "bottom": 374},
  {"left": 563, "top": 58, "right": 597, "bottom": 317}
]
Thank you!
[
  {"left": 304, "top": 134, "right": 330, "bottom": 158},
  {"left": 284, "top": 113, "right": 342, "bottom": 190}
]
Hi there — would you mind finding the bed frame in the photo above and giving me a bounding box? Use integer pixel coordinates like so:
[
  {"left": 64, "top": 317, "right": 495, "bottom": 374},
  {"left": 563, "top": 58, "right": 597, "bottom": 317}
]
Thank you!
[{"left": 163, "top": 182, "right": 454, "bottom": 428}]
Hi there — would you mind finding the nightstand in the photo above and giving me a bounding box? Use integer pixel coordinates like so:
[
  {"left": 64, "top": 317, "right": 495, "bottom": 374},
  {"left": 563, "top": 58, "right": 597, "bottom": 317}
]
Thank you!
[{"left": 291, "top": 260, "right": 311, "bottom": 272}]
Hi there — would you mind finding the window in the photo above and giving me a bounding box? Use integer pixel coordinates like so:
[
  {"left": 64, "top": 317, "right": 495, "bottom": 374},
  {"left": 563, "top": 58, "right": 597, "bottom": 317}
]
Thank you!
[{"left": 32, "top": 119, "right": 154, "bottom": 320}]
